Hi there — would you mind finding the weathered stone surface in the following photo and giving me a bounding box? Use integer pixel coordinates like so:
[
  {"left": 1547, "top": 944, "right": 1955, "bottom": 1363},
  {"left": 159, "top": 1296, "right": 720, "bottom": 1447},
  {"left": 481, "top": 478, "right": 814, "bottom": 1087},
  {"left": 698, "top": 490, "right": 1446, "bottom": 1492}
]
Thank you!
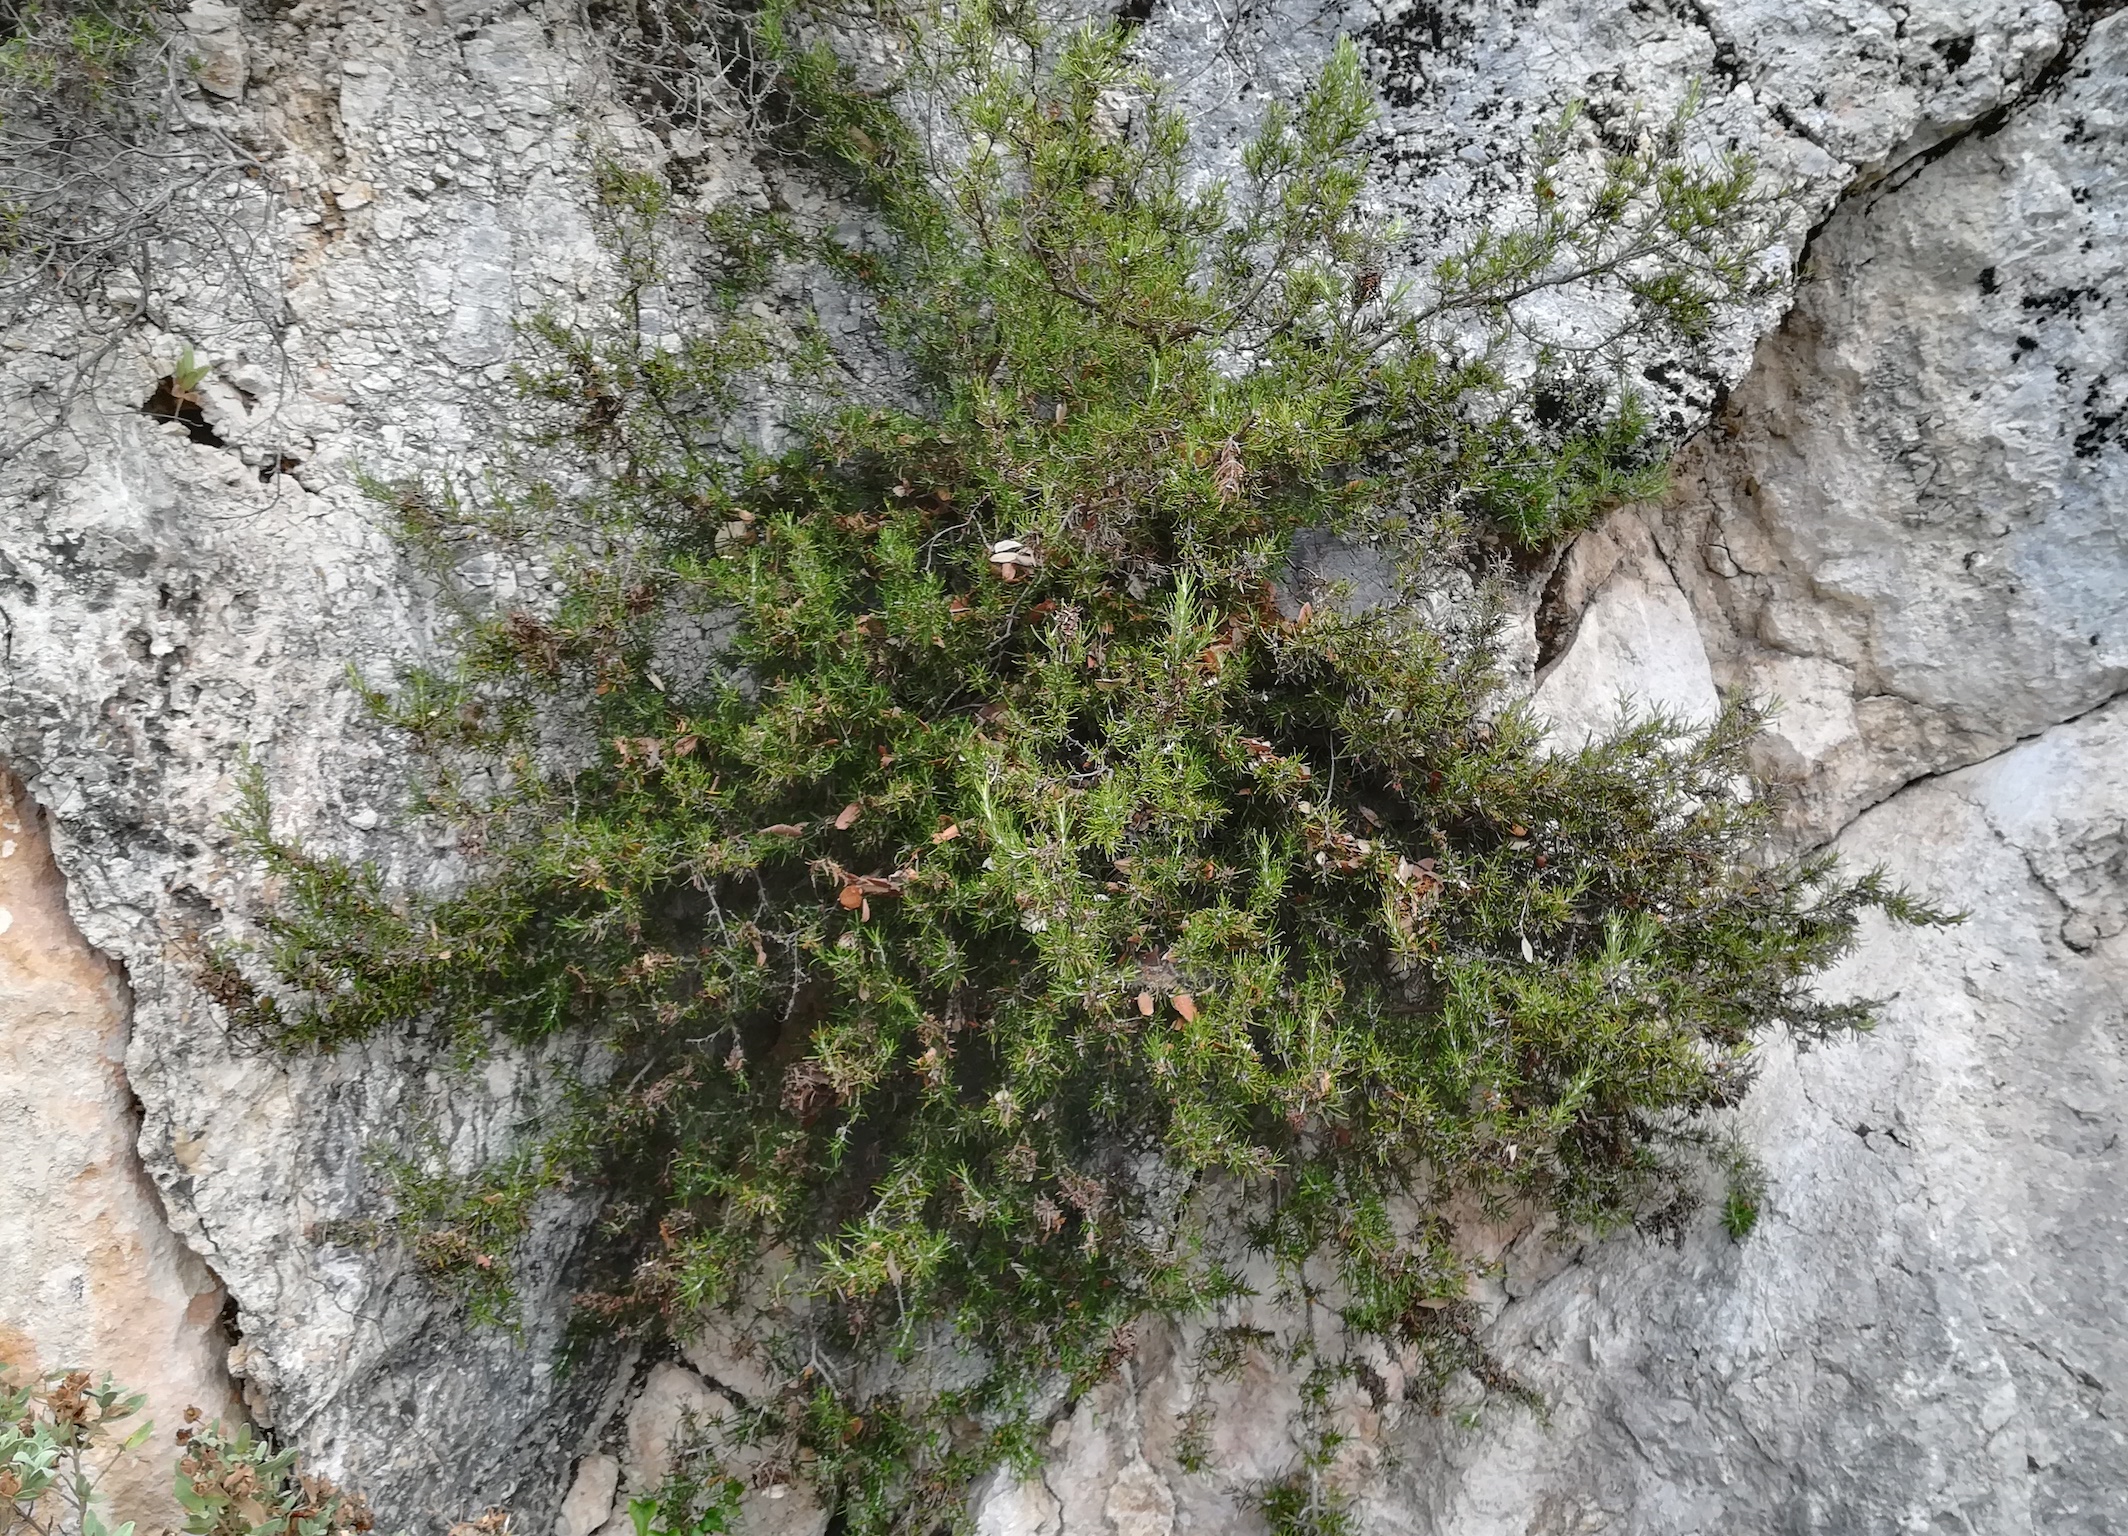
[
  {"left": 3, "top": 358, "right": 613, "bottom": 1533},
  {"left": 1358, "top": 696, "right": 2128, "bottom": 1533},
  {"left": 1148, "top": 0, "right": 2076, "bottom": 435},
  {"left": 1661, "top": 6, "right": 2128, "bottom": 836},
  {"left": 1, "top": 0, "right": 624, "bottom": 1522},
  {"left": 570, "top": 1360, "right": 829, "bottom": 1536},
  {"left": 181, "top": 1, "right": 249, "bottom": 101},
  {"left": 0, "top": 773, "right": 240, "bottom": 1526},
  {"left": 556, "top": 1453, "right": 620, "bottom": 1536},
  {"left": 1532, "top": 510, "right": 1721, "bottom": 745},
  {"left": 2, "top": 0, "right": 2123, "bottom": 1532}
]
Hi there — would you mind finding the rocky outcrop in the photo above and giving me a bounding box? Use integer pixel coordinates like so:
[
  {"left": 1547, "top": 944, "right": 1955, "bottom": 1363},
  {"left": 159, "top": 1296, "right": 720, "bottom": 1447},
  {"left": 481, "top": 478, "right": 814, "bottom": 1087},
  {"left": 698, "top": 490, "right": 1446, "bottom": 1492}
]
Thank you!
[
  {"left": 964, "top": 9, "right": 2128, "bottom": 1531},
  {"left": 0, "top": 0, "right": 2121, "bottom": 1532},
  {"left": 0, "top": 772, "right": 239, "bottom": 1523},
  {"left": 1665, "top": 3, "right": 2128, "bottom": 837},
  {"left": 963, "top": 7, "right": 2127, "bottom": 1531},
  {"left": 0, "top": 0, "right": 624, "bottom": 1520},
  {"left": 1351, "top": 696, "right": 2128, "bottom": 1533}
]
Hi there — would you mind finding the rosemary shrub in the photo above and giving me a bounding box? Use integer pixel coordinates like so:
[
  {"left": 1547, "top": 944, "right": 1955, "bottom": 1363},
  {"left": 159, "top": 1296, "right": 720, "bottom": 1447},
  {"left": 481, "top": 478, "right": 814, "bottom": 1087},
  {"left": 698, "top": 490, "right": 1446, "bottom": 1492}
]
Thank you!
[{"left": 230, "top": 10, "right": 1941, "bottom": 1530}]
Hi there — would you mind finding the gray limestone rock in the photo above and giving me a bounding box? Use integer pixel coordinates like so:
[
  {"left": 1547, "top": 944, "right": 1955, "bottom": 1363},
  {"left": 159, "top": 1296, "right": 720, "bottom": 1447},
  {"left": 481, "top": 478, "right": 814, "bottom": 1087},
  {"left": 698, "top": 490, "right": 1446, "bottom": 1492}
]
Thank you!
[
  {"left": 1, "top": 0, "right": 2122, "bottom": 1531},
  {"left": 2, "top": 0, "right": 625, "bottom": 1522},
  {"left": 1661, "top": 7, "right": 2128, "bottom": 837},
  {"left": 1358, "top": 695, "right": 2127, "bottom": 1533}
]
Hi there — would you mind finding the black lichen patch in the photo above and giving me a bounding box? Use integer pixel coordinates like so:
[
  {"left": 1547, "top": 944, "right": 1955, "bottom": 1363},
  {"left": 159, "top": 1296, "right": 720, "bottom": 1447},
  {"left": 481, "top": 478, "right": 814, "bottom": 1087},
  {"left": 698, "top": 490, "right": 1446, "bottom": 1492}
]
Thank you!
[
  {"left": 2021, "top": 284, "right": 2107, "bottom": 321},
  {"left": 2076, "top": 374, "right": 2123, "bottom": 459},
  {"left": 1360, "top": 2, "right": 1479, "bottom": 110}
]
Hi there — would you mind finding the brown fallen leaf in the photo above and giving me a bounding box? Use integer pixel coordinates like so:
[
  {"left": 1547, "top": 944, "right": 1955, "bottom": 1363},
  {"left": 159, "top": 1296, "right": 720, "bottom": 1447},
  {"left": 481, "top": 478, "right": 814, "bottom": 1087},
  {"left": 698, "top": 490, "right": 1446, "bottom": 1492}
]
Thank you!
[
  {"left": 839, "top": 884, "right": 864, "bottom": 910},
  {"left": 1136, "top": 991, "right": 1155, "bottom": 1018},
  {"left": 835, "top": 802, "right": 863, "bottom": 831},
  {"left": 1171, "top": 993, "right": 1198, "bottom": 1022},
  {"left": 932, "top": 822, "right": 961, "bottom": 844},
  {"left": 762, "top": 823, "right": 806, "bottom": 837},
  {"left": 833, "top": 866, "right": 912, "bottom": 898},
  {"left": 1212, "top": 437, "right": 1244, "bottom": 504}
]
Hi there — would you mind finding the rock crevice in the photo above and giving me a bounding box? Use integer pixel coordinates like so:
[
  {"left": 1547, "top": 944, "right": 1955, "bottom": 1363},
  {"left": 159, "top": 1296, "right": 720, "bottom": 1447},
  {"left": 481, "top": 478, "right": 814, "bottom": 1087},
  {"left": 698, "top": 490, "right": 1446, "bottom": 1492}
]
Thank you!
[{"left": 0, "top": 770, "right": 241, "bottom": 1525}]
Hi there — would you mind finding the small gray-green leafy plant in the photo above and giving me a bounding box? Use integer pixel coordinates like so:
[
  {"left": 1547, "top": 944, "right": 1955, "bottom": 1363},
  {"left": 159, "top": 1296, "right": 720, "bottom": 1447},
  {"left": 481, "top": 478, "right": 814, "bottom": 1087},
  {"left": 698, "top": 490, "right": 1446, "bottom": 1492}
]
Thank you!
[
  {"left": 1, "top": 1371, "right": 152, "bottom": 1536},
  {"left": 0, "top": 1370, "right": 370, "bottom": 1536},
  {"left": 171, "top": 1416, "right": 372, "bottom": 1536},
  {"left": 225, "top": 4, "right": 1946, "bottom": 1530}
]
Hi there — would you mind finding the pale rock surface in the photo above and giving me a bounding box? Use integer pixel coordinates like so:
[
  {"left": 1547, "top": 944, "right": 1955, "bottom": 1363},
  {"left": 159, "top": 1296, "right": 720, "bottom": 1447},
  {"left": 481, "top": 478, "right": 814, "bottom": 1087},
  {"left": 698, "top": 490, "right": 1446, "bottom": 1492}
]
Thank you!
[
  {"left": 1662, "top": 6, "right": 2128, "bottom": 836},
  {"left": 180, "top": 2, "right": 249, "bottom": 101},
  {"left": 972, "top": 1471, "right": 1062, "bottom": 1536},
  {"left": 569, "top": 1361, "right": 828, "bottom": 1536},
  {"left": 0, "top": 0, "right": 2123, "bottom": 1531},
  {"left": 1359, "top": 696, "right": 2128, "bottom": 1533},
  {"left": 619, "top": 1363, "right": 731, "bottom": 1505},
  {"left": 2, "top": 0, "right": 628, "bottom": 1523},
  {"left": 0, "top": 774, "right": 241, "bottom": 1524},
  {"left": 1148, "top": 0, "right": 2075, "bottom": 428},
  {"left": 1532, "top": 511, "right": 1722, "bottom": 746},
  {"left": 1100, "top": 1460, "right": 1176, "bottom": 1536},
  {"left": 555, "top": 1454, "right": 619, "bottom": 1536}
]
